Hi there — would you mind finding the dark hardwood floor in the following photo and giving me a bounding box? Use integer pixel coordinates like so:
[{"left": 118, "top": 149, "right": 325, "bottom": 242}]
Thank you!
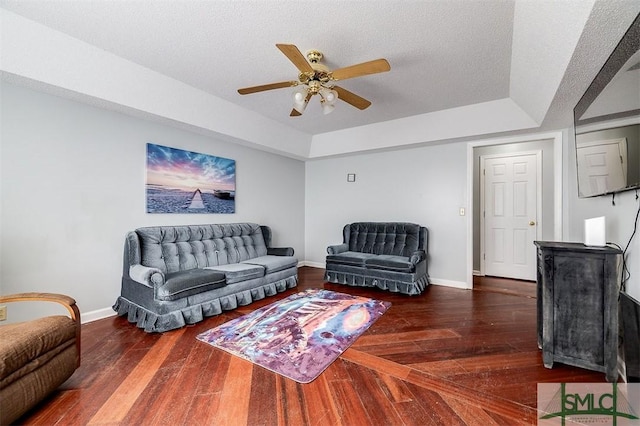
[
  {"left": 17, "top": 267, "right": 608, "bottom": 425},
  {"left": 472, "top": 275, "right": 537, "bottom": 299}
]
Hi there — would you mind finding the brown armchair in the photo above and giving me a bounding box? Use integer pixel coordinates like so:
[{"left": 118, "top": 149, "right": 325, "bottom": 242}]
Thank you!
[{"left": 0, "top": 293, "right": 81, "bottom": 425}]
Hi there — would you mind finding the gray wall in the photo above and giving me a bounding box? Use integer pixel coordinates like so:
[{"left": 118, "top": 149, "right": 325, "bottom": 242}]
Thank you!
[
  {"left": 0, "top": 82, "right": 306, "bottom": 320},
  {"left": 305, "top": 142, "right": 469, "bottom": 286},
  {"left": 472, "top": 139, "right": 556, "bottom": 271}
]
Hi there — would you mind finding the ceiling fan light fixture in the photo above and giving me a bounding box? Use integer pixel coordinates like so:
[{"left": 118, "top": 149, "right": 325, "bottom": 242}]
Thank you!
[
  {"left": 293, "top": 87, "right": 309, "bottom": 113},
  {"left": 321, "top": 98, "right": 336, "bottom": 115},
  {"left": 293, "top": 87, "right": 306, "bottom": 102},
  {"left": 237, "top": 44, "right": 390, "bottom": 117},
  {"left": 293, "top": 100, "right": 308, "bottom": 114},
  {"left": 320, "top": 87, "right": 338, "bottom": 104}
]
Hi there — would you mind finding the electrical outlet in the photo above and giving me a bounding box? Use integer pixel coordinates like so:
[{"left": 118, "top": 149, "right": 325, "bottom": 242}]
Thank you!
[{"left": 0, "top": 306, "right": 6, "bottom": 321}]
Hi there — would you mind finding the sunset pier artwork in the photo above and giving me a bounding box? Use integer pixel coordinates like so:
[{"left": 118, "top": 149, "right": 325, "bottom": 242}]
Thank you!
[{"left": 146, "top": 143, "right": 236, "bottom": 214}]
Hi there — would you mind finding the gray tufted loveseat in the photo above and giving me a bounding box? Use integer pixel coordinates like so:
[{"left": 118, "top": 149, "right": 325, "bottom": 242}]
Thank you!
[
  {"left": 324, "top": 222, "right": 429, "bottom": 295},
  {"left": 113, "top": 223, "right": 298, "bottom": 332}
]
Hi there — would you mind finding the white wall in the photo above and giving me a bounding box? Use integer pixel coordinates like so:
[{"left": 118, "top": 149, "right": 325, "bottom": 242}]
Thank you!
[
  {"left": 0, "top": 82, "right": 306, "bottom": 321},
  {"left": 305, "top": 142, "right": 468, "bottom": 287}
]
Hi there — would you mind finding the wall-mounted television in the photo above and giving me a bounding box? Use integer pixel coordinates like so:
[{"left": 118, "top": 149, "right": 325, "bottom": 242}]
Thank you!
[{"left": 573, "top": 14, "right": 640, "bottom": 198}]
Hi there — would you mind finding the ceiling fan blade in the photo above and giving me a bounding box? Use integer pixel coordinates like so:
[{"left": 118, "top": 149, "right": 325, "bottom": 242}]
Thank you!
[
  {"left": 290, "top": 109, "right": 302, "bottom": 117},
  {"left": 276, "top": 44, "right": 314, "bottom": 74},
  {"left": 238, "top": 81, "right": 297, "bottom": 95},
  {"left": 333, "top": 86, "right": 372, "bottom": 110},
  {"left": 331, "top": 59, "right": 390, "bottom": 81}
]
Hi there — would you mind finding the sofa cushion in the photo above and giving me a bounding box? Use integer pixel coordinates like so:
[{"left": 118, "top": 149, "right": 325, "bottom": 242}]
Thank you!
[
  {"left": 204, "top": 263, "right": 264, "bottom": 284},
  {"left": 158, "top": 269, "right": 226, "bottom": 301},
  {"left": 242, "top": 255, "right": 297, "bottom": 274},
  {"left": 365, "top": 255, "right": 415, "bottom": 273},
  {"left": 326, "top": 251, "right": 378, "bottom": 267}
]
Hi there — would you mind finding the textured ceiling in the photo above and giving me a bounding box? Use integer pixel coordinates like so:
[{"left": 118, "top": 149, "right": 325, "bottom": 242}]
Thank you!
[
  {"left": 1, "top": 0, "right": 514, "bottom": 135},
  {"left": 1, "top": 0, "right": 639, "bottom": 158}
]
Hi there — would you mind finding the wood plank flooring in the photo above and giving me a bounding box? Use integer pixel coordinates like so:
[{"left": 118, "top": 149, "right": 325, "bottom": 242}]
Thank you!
[
  {"left": 17, "top": 267, "right": 608, "bottom": 425},
  {"left": 472, "top": 275, "right": 537, "bottom": 299}
]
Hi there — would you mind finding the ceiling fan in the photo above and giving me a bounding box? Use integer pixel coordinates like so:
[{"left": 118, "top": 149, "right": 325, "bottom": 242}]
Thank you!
[{"left": 237, "top": 44, "right": 390, "bottom": 116}]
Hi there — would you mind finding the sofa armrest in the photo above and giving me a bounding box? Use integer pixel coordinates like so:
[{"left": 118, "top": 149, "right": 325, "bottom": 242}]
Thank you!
[
  {"left": 327, "top": 243, "right": 349, "bottom": 255},
  {"left": 267, "top": 247, "right": 294, "bottom": 256},
  {"left": 129, "top": 264, "right": 165, "bottom": 286},
  {"left": 410, "top": 250, "right": 426, "bottom": 265}
]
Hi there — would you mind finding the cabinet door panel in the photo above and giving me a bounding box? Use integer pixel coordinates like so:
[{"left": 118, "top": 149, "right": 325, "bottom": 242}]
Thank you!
[{"left": 553, "top": 254, "right": 604, "bottom": 364}]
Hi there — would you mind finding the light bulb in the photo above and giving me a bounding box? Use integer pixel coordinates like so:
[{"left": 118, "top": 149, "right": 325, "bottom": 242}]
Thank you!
[{"left": 294, "top": 91, "right": 305, "bottom": 102}]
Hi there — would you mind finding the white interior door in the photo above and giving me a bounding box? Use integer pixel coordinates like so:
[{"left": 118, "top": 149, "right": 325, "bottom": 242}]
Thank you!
[
  {"left": 482, "top": 152, "right": 541, "bottom": 281},
  {"left": 576, "top": 138, "right": 627, "bottom": 197}
]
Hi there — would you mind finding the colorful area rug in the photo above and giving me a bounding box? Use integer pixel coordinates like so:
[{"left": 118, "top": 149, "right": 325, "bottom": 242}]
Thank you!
[{"left": 196, "top": 288, "right": 390, "bottom": 383}]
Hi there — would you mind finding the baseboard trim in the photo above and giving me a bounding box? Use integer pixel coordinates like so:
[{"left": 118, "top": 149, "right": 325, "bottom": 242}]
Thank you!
[
  {"left": 299, "top": 261, "right": 325, "bottom": 269},
  {"left": 430, "top": 278, "right": 471, "bottom": 290},
  {"left": 82, "top": 307, "right": 117, "bottom": 324}
]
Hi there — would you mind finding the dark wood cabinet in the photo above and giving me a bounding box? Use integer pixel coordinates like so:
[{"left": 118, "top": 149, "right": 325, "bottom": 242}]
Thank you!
[{"left": 534, "top": 241, "right": 622, "bottom": 382}]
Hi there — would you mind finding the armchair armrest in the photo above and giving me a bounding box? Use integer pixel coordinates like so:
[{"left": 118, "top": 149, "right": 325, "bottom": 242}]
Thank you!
[
  {"left": 327, "top": 243, "right": 348, "bottom": 255},
  {"left": 129, "top": 264, "right": 165, "bottom": 286},
  {"left": 0, "top": 292, "right": 79, "bottom": 321},
  {"left": 410, "top": 250, "right": 426, "bottom": 265},
  {"left": 267, "top": 247, "right": 294, "bottom": 256},
  {"left": 0, "top": 292, "right": 81, "bottom": 367}
]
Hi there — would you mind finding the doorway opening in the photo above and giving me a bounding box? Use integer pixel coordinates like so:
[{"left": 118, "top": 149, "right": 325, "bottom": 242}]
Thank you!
[{"left": 467, "top": 132, "right": 563, "bottom": 288}]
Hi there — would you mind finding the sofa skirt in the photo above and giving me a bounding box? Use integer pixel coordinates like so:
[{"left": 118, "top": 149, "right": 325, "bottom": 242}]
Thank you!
[
  {"left": 113, "top": 274, "right": 298, "bottom": 333},
  {"left": 324, "top": 270, "right": 428, "bottom": 296}
]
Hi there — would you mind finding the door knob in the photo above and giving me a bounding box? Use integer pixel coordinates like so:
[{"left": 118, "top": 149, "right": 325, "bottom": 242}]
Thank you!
[{"left": 529, "top": 221, "right": 536, "bottom": 226}]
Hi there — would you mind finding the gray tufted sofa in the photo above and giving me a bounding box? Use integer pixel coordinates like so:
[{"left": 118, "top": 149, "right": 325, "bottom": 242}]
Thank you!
[
  {"left": 113, "top": 223, "right": 298, "bottom": 332},
  {"left": 324, "top": 222, "right": 429, "bottom": 295}
]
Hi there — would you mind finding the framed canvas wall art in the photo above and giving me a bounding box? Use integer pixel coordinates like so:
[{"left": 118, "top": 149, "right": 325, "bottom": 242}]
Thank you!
[{"left": 146, "top": 143, "right": 236, "bottom": 214}]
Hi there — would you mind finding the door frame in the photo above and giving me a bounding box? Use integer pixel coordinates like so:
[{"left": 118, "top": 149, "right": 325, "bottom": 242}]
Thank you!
[
  {"left": 466, "top": 131, "right": 564, "bottom": 289},
  {"left": 479, "top": 150, "right": 542, "bottom": 279}
]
